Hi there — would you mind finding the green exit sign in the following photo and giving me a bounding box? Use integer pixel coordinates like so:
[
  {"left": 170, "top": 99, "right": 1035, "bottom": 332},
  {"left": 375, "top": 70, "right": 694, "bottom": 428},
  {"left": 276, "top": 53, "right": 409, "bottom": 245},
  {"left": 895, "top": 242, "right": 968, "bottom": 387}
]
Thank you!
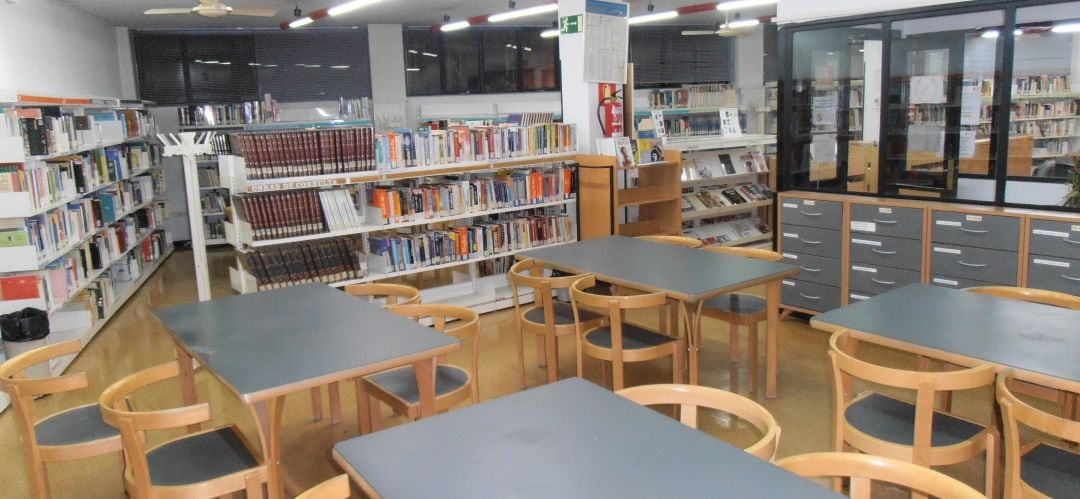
[{"left": 560, "top": 14, "right": 583, "bottom": 35}]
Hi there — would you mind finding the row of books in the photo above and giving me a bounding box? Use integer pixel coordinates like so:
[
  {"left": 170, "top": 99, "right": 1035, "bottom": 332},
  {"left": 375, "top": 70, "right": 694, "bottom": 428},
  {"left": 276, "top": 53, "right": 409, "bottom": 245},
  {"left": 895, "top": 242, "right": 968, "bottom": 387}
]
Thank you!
[
  {"left": 1012, "top": 75, "right": 1072, "bottom": 95},
  {"left": 681, "top": 147, "right": 770, "bottom": 181},
  {"left": 234, "top": 126, "right": 376, "bottom": 180},
  {"left": 205, "top": 219, "right": 226, "bottom": 241},
  {"left": 366, "top": 167, "right": 576, "bottom": 225},
  {"left": 1010, "top": 100, "right": 1079, "bottom": 120},
  {"left": 478, "top": 255, "right": 515, "bottom": 278},
  {"left": 1033, "top": 142, "right": 1074, "bottom": 157},
  {"left": 1, "top": 107, "right": 155, "bottom": 158},
  {"left": 198, "top": 168, "right": 222, "bottom": 188},
  {"left": 907, "top": 104, "right": 946, "bottom": 126},
  {"left": 178, "top": 100, "right": 275, "bottom": 127},
  {"left": 648, "top": 84, "right": 737, "bottom": 110},
  {"left": 658, "top": 112, "right": 730, "bottom": 139},
  {"left": 80, "top": 231, "right": 168, "bottom": 321},
  {"left": 242, "top": 238, "right": 364, "bottom": 289},
  {"left": 237, "top": 190, "right": 329, "bottom": 240},
  {"left": 368, "top": 212, "right": 573, "bottom": 273},
  {"left": 200, "top": 190, "right": 229, "bottom": 213},
  {"left": 375, "top": 123, "right": 577, "bottom": 170},
  {"left": 682, "top": 184, "right": 772, "bottom": 212},
  {"left": 683, "top": 215, "right": 771, "bottom": 246},
  {"left": 1011, "top": 119, "right": 1078, "bottom": 139},
  {"left": 0, "top": 144, "right": 158, "bottom": 208},
  {"left": 199, "top": 133, "right": 234, "bottom": 157}
]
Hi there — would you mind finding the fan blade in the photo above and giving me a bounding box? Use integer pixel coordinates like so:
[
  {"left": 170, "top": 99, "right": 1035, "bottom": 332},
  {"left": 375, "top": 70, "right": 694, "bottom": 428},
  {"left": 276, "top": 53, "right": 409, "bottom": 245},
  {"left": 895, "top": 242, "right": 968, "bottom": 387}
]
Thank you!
[
  {"left": 681, "top": 30, "right": 719, "bottom": 36},
  {"left": 144, "top": 8, "right": 195, "bottom": 15},
  {"left": 230, "top": 5, "right": 280, "bottom": 16}
]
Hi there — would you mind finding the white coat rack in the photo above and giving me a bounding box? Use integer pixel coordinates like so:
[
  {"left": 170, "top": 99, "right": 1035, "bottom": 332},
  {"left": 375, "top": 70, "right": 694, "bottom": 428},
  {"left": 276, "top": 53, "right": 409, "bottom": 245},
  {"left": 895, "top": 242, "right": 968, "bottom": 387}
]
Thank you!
[{"left": 158, "top": 132, "right": 215, "bottom": 302}]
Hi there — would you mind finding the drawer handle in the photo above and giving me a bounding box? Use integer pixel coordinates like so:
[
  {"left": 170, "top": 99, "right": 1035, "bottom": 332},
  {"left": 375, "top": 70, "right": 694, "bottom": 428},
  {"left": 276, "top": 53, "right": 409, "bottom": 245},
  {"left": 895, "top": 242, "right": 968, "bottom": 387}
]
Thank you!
[
  {"left": 799, "top": 210, "right": 823, "bottom": 217},
  {"left": 871, "top": 278, "right": 897, "bottom": 286},
  {"left": 871, "top": 248, "right": 897, "bottom": 255},
  {"left": 801, "top": 239, "right": 822, "bottom": 245},
  {"left": 799, "top": 293, "right": 821, "bottom": 300},
  {"left": 802, "top": 267, "right": 822, "bottom": 273},
  {"left": 1065, "top": 238, "right": 1080, "bottom": 245},
  {"left": 871, "top": 218, "right": 898, "bottom": 225},
  {"left": 959, "top": 227, "right": 989, "bottom": 234},
  {"left": 1062, "top": 275, "right": 1080, "bottom": 282},
  {"left": 957, "top": 260, "right": 987, "bottom": 268}
]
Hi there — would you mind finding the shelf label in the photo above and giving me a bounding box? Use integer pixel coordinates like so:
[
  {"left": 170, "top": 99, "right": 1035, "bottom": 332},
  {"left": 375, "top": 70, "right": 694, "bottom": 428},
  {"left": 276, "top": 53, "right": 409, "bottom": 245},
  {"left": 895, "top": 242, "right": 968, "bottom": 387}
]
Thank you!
[
  {"left": 965, "top": 214, "right": 982, "bottom": 222},
  {"left": 782, "top": 253, "right": 797, "bottom": 260},
  {"left": 851, "top": 238, "right": 881, "bottom": 247},
  {"left": 933, "top": 247, "right": 962, "bottom": 254},
  {"left": 933, "top": 277, "right": 959, "bottom": 286},
  {"left": 850, "top": 221, "right": 876, "bottom": 233},
  {"left": 782, "top": 280, "right": 796, "bottom": 287},
  {"left": 878, "top": 207, "right": 892, "bottom": 214},
  {"left": 1032, "top": 229, "right": 1069, "bottom": 237},
  {"left": 851, "top": 265, "right": 877, "bottom": 273},
  {"left": 935, "top": 220, "right": 962, "bottom": 227},
  {"left": 782, "top": 232, "right": 799, "bottom": 239},
  {"left": 850, "top": 293, "right": 870, "bottom": 300},
  {"left": 803, "top": 200, "right": 816, "bottom": 206},
  {"left": 1033, "top": 258, "right": 1070, "bottom": 268},
  {"left": 782, "top": 202, "right": 798, "bottom": 208}
]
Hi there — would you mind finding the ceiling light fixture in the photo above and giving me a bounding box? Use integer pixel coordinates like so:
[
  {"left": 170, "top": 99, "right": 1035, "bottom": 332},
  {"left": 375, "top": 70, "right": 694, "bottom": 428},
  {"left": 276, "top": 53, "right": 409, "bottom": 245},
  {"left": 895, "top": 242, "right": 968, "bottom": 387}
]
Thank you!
[
  {"left": 487, "top": 3, "right": 558, "bottom": 23},
  {"left": 716, "top": 0, "right": 777, "bottom": 10},
  {"left": 724, "top": 19, "right": 760, "bottom": 29},
  {"left": 1051, "top": 22, "right": 1080, "bottom": 33},
  {"left": 540, "top": 29, "right": 559, "bottom": 38},
  {"left": 327, "top": 0, "right": 383, "bottom": 16},
  {"left": 981, "top": 30, "right": 1000, "bottom": 38},
  {"left": 628, "top": 10, "right": 678, "bottom": 25},
  {"left": 288, "top": 17, "right": 313, "bottom": 28},
  {"left": 406, "top": 68, "right": 421, "bottom": 72},
  {"left": 441, "top": 20, "right": 471, "bottom": 32},
  {"left": 264, "top": 64, "right": 278, "bottom": 67},
  {"left": 330, "top": 65, "right": 350, "bottom": 69},
  {"left": 422, "top": 52, "right": 438, "bottom": 58},
  {"left": 408, "top": 49, "right": 418, "bottom": 54}
]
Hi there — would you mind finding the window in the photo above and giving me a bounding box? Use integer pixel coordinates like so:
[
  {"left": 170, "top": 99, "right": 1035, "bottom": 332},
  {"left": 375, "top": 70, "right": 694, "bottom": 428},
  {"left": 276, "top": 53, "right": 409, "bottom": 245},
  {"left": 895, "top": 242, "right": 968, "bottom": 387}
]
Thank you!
[
  {"left": 403, "top": 27, "right": 560, "bottom": 96},
  {"left": 629, "top": 25, "right": 735, "bottom": 88},
  {"left": 133, "top": 29, "right": 372, "bottom": 106}
]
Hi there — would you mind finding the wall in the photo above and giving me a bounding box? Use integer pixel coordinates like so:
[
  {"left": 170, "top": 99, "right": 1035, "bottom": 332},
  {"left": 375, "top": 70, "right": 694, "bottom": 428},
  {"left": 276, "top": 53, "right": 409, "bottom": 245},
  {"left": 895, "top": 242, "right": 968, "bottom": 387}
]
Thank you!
[
  {"left": 0, "top": 0, "right": 123, "bottom": 97},
  {"left": 406, "top": 92, "right": 562, "bottom": 127},
  {"left": 777, "top": 0, "right": 972, "bottom": 24}
]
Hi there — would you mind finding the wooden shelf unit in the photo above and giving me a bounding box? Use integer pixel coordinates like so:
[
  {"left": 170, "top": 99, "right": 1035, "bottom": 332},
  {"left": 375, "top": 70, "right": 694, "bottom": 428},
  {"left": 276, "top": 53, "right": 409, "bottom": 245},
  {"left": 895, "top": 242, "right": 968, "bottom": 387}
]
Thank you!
[{"left": 577, "top": 153, "right": 682, "bottom": 240}]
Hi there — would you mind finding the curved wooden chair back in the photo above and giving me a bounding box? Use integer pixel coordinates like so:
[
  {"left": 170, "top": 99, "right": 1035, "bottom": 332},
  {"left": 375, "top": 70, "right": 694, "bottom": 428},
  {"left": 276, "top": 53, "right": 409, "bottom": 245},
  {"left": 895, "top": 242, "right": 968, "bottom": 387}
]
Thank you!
[
  {"left": 635, "top": 235, "right": 704, "bottom": 248},
  {"left": 997, "top": 372, "right": 1080, "bottom": 498},
  {"left": 99, "top": 361, "right": 214, "bottom": 492},
  {"left": 701, "top": 245, "right": 783, "bottom": 262},
  {"left": 617, "top": 384, "right": 780, "bottom": 460},
  {"left": 966, "top": 285, "right": 1080, "bottom": 310},
  {"left": 777, "top": 452, "right": 985, "bottom": 499},
  {"left": 508, "top": 258, "right": 584, "bottom": 316},
  {"left": 295, "top": 475, "right": 350, "bottom": 499},
  {"left": 0, "top": 340, "right": 87, "bottom": 404},
  {"left": 387, "top": 304, "right": 482, "bottom": 399},
  {"left": 343, "top": 283, "right": 421, "bottom": 307},
  {"left": 570, "top": 275, "right": 667, "bottom": 314}
]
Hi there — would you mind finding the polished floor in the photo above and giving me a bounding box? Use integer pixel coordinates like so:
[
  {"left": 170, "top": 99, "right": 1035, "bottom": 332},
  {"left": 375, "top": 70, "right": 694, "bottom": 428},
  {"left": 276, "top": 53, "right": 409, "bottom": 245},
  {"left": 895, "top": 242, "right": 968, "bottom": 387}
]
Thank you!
[{"left": 0, "top": 248, "right": 995, "bottom": 498}]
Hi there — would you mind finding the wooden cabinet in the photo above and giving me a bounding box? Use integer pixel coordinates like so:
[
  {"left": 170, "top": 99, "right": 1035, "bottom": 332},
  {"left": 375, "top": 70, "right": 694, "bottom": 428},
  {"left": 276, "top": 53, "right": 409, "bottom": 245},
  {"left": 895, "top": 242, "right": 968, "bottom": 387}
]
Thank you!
[{"left": 576, "top": 153, "right": 682, "bottom": 240}]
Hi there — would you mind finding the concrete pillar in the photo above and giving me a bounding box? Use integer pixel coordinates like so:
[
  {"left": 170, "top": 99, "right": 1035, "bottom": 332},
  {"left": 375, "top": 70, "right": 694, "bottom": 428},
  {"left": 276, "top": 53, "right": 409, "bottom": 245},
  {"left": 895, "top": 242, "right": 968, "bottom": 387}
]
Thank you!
[{"left": 367, "top": 24, "right": 408, "bottom": 130}]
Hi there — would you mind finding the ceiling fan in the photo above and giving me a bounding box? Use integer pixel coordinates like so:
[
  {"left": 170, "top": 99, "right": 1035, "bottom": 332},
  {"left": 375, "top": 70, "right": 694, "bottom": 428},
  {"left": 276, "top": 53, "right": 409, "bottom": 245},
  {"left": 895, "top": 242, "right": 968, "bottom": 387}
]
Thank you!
[
  {"left": 682, "top": 13, "right": 757, "bottom": 38},
  {"left": 144, "top": 0, "right": 280, "bottom": 18}
]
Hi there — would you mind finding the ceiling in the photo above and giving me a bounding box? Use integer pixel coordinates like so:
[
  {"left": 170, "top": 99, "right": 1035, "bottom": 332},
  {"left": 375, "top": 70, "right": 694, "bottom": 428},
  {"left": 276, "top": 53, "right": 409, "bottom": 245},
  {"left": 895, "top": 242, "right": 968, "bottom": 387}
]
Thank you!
[{"left": 55, "top": 0, "right": 773, "bottom": 30}]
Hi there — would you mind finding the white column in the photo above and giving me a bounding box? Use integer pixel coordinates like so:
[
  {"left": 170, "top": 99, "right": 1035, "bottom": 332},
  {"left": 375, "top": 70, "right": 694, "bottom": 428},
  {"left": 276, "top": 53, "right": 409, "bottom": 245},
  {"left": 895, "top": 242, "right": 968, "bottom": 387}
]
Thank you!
[
  {"left": 367, "top": 24, "right": 408, "bottom": 130},
  {"left": 559, "top": 0, "right": 613, "bottom": 153},
  {"left": 116, "top": 27, "right": 138, "bottom": 100},
  {"left": 735, "top": 25, "right": 765, "bottom": 134}
]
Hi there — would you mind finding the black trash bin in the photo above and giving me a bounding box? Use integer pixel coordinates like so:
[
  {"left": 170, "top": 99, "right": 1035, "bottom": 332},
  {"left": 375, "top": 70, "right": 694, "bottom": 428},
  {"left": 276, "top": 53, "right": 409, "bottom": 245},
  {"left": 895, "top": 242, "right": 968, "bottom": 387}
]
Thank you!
[{"left": 1, "top": 307, "right": 51, "bottom": 378}]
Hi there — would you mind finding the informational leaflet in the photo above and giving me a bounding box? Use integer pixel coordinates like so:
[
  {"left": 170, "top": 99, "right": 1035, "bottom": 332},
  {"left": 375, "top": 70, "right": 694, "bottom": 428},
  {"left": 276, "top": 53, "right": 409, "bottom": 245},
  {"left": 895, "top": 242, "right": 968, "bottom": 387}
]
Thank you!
[
  {"left": 959, "top": 130, "right": 977, "bottom": 158},
  {"left": 812, "top": 93, "right": 838, "bottom": 127},
  {"left": 718, "top": 108, "right": 742, "bottom": 138},
  {"left": 909, "top": 75, "right": 947, "bottom": 104},
  {"left": 960, "top": 79, "right": 982, "bottom": 125},
  {"left": 811, "top": 134, "right": 837, "bottom": 164},
  {"left": 583, "top": 0, "right": 629, "bottom": 84}
]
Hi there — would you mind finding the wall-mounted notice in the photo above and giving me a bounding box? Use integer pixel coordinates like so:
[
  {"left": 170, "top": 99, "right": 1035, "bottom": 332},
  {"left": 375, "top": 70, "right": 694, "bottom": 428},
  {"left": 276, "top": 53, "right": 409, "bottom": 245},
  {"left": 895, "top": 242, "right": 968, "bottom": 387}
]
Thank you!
[
  {"left": 960, "top": 79, "right": 982, "bottom": 125},
  {"left": 583, "top": 0, "right": 629, "bottom": 84},
  {"left": 718, "top": 108, "right": 742, "bottom": 138},
  {"left": 811, "top": 93, "right": 838, "bottom": 126}
]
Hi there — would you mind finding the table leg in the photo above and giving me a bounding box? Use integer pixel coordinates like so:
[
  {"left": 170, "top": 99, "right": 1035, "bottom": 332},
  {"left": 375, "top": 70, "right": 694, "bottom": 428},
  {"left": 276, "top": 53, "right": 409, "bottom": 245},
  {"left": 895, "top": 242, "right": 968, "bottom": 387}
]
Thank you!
[
  {"left": 765, "top": 279, "right": 780, "bottom": 399},
  {"left": 412, "top": 357, "right": 437, "bottom": 418},
  {"left": 175, "top": 344, "right": 201, "bottom": 433},
  {"left": 251, "top": 396, "right": 285, "bottom": 499}
]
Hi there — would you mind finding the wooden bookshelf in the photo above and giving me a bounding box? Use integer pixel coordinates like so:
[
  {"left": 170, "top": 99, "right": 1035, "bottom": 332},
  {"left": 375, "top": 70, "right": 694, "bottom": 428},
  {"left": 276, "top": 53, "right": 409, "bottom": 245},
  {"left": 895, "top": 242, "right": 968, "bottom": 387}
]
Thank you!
[{"left": 577, "top": 153, "right": 682, "bottom": 240}]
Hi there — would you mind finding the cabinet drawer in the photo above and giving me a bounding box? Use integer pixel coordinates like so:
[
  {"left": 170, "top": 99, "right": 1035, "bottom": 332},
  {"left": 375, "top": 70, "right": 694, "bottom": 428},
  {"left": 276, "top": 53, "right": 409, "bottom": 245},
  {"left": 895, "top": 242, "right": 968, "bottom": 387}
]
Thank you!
[
  {"left": 780, "top": 252, "right": 842, "bottom": 287},
  {"left": 930, "top": 244, "right": 1018, "bottom": 285},
  {"left": 849, "top": 264, "right": 922, "bottom": 295},
  {"left": 780, "top": 197, "right": 842, "bottom": 229},
  {"left": 780, "top": 226, "right": 842, "bottom": 258},
  {"left": 1028, "top": 219, "right": 1080, "bottom": 259},
  {"left": 931, "top": 211, "right": 1020, "bottom": 251},
  {"left": 1027, "top": 256, "right": 1080, "bottom": 296},
  {"left": 781, "top": 279, "right": 841, "bottom": 313},
  {"left": 929, "top": 275, "right": 998, "bottom": 290},
  {"left": 849, "top": 234, "right": 923, "bottom": 271},
  {"left": 850, "top": 204, "right": 924, "bottom": 240}
]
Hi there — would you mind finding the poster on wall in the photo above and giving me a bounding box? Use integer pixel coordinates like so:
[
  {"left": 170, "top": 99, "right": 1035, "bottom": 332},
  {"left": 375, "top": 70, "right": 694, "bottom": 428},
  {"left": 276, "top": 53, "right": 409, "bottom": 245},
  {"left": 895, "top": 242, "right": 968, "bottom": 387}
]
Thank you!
[
  {"left": 583, "top": 0, "right": 629, "bottom": 84},
  {"left": 960, "top": 79, "right": 982, "bottom": 126},
  {"left": 811, "top": 93, "right": 838, "bottom": 127}
]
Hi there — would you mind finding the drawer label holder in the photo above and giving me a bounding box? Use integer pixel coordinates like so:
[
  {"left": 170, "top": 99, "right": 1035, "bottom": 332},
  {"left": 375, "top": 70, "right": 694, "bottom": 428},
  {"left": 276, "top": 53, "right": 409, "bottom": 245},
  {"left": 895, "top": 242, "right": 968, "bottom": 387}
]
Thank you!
[
  {"left": 851, "top": 238, "right": 882, "bottom": 247},
  {"left": 851, "top": 265, "right": 878, "bottom": 273},
  {"left": 1032, "top": 229, "right": 1069, "bottom": 238},
  {"left": 936, "top": 220, "right": 962, "bottom": 227},
  {"left": 933, "top": 247, "right": 962, "bottom": 255},
  {"left": 850, "top": 221, "right": 876, "bottom": 233},
  {"left": 1033, "top": 258, "right": 1070, "bottom": 268}
]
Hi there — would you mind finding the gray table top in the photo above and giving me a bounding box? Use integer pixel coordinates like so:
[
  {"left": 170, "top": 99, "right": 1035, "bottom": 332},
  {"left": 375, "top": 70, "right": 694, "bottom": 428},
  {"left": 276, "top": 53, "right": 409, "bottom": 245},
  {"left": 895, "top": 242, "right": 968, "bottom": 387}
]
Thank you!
[
  {"left": 813, "top": 284, "right": 1080, "bottom": 387},
  {"left": 152, "top": 284, "right": 459, "bottom": 403},
  {"left": 519, "top": 236, "right": 800, "bottom": 301},
  {"left": 333, "top": 378, "right": 840, "bottom": 499}
]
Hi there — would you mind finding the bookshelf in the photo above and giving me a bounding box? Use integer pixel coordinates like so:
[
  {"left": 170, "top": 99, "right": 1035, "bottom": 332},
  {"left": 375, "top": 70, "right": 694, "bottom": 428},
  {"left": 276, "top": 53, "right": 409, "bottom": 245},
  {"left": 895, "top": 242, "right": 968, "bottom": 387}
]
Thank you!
[
  {"left": 0, "top": 93, "right": 171, "bottom": 414},
  {"left": 218, "top": 122, "right": 579, "bottom": 314},
  {"left": 179, "top": 125, "right": 236, "bottom": 248},
  {"left": 577, "top": 153, "right": 682, "bottom": 239}
]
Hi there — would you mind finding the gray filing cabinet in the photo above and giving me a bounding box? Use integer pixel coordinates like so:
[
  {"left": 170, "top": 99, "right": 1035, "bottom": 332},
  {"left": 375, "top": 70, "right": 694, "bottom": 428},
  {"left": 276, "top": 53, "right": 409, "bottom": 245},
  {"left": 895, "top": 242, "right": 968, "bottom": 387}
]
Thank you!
[
  {"left": 1026, "top": 218, "right": 1080, "bottom": 295},
  {"left": 779, "top": 197, "right": 843, "bottom": 312},
  {"left": 847, "top": 203, "right": 924, "bottom": 302},
  {"left": 929, "top": 211, "right": 1020, "bottom": 289}
]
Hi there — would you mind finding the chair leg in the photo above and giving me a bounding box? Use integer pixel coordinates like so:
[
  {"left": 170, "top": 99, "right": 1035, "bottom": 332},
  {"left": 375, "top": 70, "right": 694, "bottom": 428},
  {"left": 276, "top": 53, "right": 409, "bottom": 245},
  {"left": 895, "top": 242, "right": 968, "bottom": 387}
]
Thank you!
[
  {"left": 673, "top": 338, "right": 686, "bottom": 384},
  {"left": 356, "top": 379, "right": 371, "bottom": 434},
  {"left": 984, "top": 432, "right": 998, "bottom": 499},
  {"left": 601, "top": 362, "right": 612, "bottom": 390},
  {"left": 748, "top": 322, "right": 760, "bottom": 393},
  {"left": 309, "top": 386, "right": 323, "bottom": 422},
  {"left": 328, "top": 382, "right": 342, "bottom": 425},
  {"left": 535, "top": 334, "right": 547, "bottom": 367},
  {"left": 545, "top": 332, "right": 559, "bottom": 384},
  {"left": 612, "top": 358, "right": 624, "bottom": 392},
  {"left": 245, "top": 473, "right": 265, "bottom": 499},
  {"left": 729, "top": 323, "right": 739, "bottom": 362},
  {"left": 516, "top": 322, "right": 527, "bottom": 390},
  {"left": 26, "top": 456, "right": 49, "bottom": 499},
  {"left": 366, "top": 390, "right": 382, "bottom": 433}
]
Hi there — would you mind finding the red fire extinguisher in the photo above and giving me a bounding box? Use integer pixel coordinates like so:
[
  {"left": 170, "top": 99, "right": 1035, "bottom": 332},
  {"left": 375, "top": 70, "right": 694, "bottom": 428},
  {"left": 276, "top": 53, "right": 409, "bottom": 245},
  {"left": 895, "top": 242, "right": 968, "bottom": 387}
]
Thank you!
[{"left": 598, "top": 83, "right": 624, "bottom": 137}]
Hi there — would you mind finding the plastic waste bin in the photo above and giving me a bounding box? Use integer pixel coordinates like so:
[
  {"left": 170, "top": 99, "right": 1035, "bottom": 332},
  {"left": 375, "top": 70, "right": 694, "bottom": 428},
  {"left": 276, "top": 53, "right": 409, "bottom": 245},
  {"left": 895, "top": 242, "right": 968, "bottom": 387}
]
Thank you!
[{"left": 1, "top": 307, "right": 51, "bottom": 379}]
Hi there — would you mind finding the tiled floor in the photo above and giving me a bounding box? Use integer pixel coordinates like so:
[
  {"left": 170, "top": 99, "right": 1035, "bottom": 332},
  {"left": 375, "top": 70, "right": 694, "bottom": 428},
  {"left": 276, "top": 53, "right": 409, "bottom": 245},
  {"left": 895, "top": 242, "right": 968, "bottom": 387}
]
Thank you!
[{"left": 0, "top": 249, "right": 994, "bottom": 497}]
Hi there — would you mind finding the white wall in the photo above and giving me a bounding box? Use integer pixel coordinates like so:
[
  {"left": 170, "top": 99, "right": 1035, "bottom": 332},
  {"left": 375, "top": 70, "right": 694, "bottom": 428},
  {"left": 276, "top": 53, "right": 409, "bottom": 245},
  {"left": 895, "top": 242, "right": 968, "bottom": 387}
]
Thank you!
[
  {"left": 406, "top": 92, "right": 562, "bottom": 127},
  {"left": 777, "top": 0, "right": 973, "bottom": 24},
  {"left": 0, "top": 0, "right": 123, "bottom": 97}
]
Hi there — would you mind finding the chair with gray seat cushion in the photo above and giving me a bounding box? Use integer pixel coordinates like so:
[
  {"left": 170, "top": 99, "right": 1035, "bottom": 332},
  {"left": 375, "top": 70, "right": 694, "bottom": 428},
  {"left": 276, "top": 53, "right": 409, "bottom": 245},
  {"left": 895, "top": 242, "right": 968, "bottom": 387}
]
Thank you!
[
  {"left": 99, "top": 361, "right": 268, "bottom": 498},
  {"left": 570, "top": 275, "right": 685, "bottom": 391},
  {"left": 0, "top": 340, "right": 123, "bottom": 499},
  {"left": 359, "top": 304, "right": 481, "bottom": 434},
  {"left": 829, "top": 331, "right": 998, "bottom": 497},
  {"left": 998, "top": 372, "right": 1080, "bottom": 499},
  {"left": 509, "top": 259, "right": 607, "bottom": 388}
]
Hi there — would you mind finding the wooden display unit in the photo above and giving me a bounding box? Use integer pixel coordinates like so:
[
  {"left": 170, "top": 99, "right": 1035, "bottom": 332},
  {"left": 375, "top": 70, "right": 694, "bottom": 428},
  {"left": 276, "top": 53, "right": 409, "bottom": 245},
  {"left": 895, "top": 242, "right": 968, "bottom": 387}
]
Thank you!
[{"left": 576, "top": 153, "right": 682, "bottom": 240}]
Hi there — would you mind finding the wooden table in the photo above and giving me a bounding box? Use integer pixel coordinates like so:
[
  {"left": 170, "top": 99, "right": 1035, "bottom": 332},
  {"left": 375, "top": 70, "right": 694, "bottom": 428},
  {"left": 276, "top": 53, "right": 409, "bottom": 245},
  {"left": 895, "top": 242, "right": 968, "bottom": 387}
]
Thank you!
[
  {"left": 152, "top": 284, "right": 459, "bottom": 498},
  {"left": 520, "top": 236, "right": 800, "bottom": 397},
  {"left": 812, "top": 284, "right": 1080, "bottom": 392},
  {"left": 332, "top": 378, "right": 841, "bottom": 498}
]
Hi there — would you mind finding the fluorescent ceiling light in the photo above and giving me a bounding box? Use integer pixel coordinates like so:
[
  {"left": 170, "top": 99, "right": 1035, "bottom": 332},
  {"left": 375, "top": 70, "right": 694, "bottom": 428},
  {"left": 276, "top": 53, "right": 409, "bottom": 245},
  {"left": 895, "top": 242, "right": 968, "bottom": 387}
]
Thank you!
[
  {"left": 289, "top": 17, "right": 314, "bottom": 28},
  {"left": 264, "top": 64, "right": 278, "bottom": 67},
  {"left": 205, "top": 60, "right": 220, "bottom": 64},
  {"left": 981, "top": 30, "right": 1000, "bottom": 38},
  {"left": 487, "top": 3, "right": 558, "bottom": 23},
  {"left": 331, "top": 65, "right": 350, "bottom": 69},
  {"left": 716, "top": 0, "right": 777, "bottom": 10},
  {"left": 628, "top": 10, "right": 678, "bottom": 25},
  {"left": 724, "top": 19, "right": 760, "bottom": 29},
  {"left": 1051, "top": 22, "right": 1080, "bottom": 33},
  {"left": 422, "top": 52, "right": 438, "bottom": 58},
  {"left": 406, "top": 68, "right": 421, "bottom": 72},
  {"left": 248, "top": 62, "right": 261, "bottom": 66},
  {"left": 306, "top": 64, "right": 322, "bottom": 68},
  {"left": 1014, "top": 28, "right": 1023, "bottom": 35},
  {"left": 327, "top": 0, "right": 382, "bottom": 17},
  {"left": 540, "top": 29, "right": 559, "bottom": 38},
  {"left": 441, "top": 21, "right": 471, "bottom": 32},
  {"left": 523, "top": 46, "right": 532, "bottom": 52},
  {"left": 220, "top": 62, "right": 232, "bottom": 65},
  {"left": 408, "top": 49, "right": 418, "bottom": 54}
]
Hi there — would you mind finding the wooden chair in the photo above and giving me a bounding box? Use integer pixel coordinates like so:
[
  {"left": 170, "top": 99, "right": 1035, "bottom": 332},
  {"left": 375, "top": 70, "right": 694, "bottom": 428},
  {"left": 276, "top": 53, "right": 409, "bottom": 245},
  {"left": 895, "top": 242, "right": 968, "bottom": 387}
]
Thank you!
[
  {"left": 998, "top": 372, "right": 1080, "bottom": 499},
  {"left": 777, "top": 452, "right": 985, "bottom": 499},
  {"left": 99, "top": 360, "right": 268, "bottom": 498},
  {"left": 635, "top": 235, "right": 704, "bottom": 248},
  {"left": 570, "top": 275, "right": 685, "bottom": 391},
  {"left": 699, "top": 245, "right": 783, "bottom": 392},
  {"left": 358, "top": 304, "right": 480, "bottom": 433},
  {"left": 295, "top": 475, "right": 350, "bottom": 499},
  {"left": 310, "top": 283, "right": 423, "bottom": 424},
  {"left": 508, "top": 259, "right": 608, "bottom": 388},
  {"left": 0, "top": 340, "right": 123, "bottom": 499},
  {"left": 828, "top": 330, "right": 998, "bottom": 497},
  {"left": 617, "top": 384, "right": 780, "bottom": 460}
]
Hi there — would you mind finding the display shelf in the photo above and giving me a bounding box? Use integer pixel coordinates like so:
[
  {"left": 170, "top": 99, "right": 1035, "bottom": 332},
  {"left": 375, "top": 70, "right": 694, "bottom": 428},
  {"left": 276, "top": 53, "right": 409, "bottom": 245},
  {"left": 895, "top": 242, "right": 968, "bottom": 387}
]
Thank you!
[
  {"left": 682, "top": 199, "right": 772, "bottom": 221},
  {"left": 577, "top": 154, "right": 682, "bottom": 240},
  {"left": 664, "top": 134, "right": 777, "bottom": 151},
  {"left": 713, "top": 233, "right": 772, "bottom": 247},
  {"left": 205, "top": 238, "right": 228, "bottom": 246},
  {"left": 682, "top": 171, "right": 769, "bottom": 188},
  {"left": 178, "top": 124, "right": 246, "bottom": 131}
]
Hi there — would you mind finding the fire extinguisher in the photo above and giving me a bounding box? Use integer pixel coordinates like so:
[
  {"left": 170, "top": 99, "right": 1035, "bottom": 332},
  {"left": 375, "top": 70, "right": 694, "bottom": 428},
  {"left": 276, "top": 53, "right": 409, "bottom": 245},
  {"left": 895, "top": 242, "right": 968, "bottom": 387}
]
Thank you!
[{"left": 598, "top": 83, "right": 624, "bottom": 137}]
